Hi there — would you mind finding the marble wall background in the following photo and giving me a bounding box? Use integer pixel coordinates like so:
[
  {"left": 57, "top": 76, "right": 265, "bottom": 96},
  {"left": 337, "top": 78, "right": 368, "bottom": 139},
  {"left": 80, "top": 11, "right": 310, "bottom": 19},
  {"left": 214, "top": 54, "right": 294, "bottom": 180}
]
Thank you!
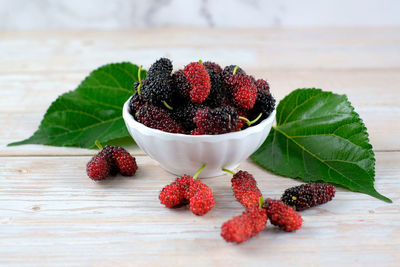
[{"left": 0, "top": 0, "right": 399, "bottom": 29}]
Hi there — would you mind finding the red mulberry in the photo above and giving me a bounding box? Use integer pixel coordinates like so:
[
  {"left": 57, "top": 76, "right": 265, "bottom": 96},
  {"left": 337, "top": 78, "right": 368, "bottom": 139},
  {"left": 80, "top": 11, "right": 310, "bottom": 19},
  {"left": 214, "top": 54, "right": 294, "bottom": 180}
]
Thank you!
[
  {"left": 186, "top": 179, "right": 215, "bottom": 215},
  {"left": 231, "top": 170, "right": 262, "bottom": 208},
  {"left": 184, "top": 62, "right": 211, "bottom": 104},
  {"left": 221, "top": 205, "right": 267, "bottom": 243},
  {"left": 86, "top": 154, "right": 110, "bottom": 180},
  {"left": 159, "top": 166, "right": 214, "bottom": 216},
  {"left": 87, "top": 145, "right": 137, "bottom": 180},
  {"left": 230, "top": 74, "right": 257, "bottom": 110},
  {"left": 263, "top": 199, "right": 302, "bottom": 232}
]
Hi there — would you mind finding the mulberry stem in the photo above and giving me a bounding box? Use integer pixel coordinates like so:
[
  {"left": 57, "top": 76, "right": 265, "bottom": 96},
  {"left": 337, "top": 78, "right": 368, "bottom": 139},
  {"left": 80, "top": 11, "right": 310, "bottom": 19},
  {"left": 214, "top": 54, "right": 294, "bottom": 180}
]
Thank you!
[
  {"left": 137, "top": 65, "right": 143, "bottom": 95},
  {"left": 222, "top": 168, "right": 235, "bottom": 175},
  {"left": 238, "top": 112, "right": 263, "bottom": 126},
  {"left": 138, "top": 65, "right": 143, "bottom": 83},
  {"left": 193, "top": 164, "right": 206, "bottom": 180},
  {"left": 259, "top": 196, "right": 264, "bottom": 209},
  {"left": 232, "top": 65, "right": 239, "bottom": 75},
  {"left": 162, "top": 100, "right": 174, "bottom": 110},
  {"left": 94, "top": 140, "right": 103, "bottom": 150}
]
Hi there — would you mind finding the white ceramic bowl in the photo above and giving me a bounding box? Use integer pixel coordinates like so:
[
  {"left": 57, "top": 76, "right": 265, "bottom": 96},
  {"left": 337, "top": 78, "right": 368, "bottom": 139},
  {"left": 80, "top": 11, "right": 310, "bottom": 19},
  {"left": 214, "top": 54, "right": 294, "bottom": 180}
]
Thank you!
[{"left": 122, "top": 98, "right": 275, "bottom": 178}]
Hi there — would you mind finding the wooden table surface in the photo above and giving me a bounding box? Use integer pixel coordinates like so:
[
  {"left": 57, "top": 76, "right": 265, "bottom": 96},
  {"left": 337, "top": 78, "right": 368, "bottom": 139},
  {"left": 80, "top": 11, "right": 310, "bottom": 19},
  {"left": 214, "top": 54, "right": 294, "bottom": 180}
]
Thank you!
[{"left": 1, "top": 28, "right": 399, "bottom": 266}]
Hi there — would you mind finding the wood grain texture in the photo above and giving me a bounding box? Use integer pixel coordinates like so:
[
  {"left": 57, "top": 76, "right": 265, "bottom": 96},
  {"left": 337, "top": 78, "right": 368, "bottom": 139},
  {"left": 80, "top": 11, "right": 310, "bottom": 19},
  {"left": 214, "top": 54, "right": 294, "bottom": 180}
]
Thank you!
[
  {"left": 0, "top": 28, "right": 399, "bottom": 266},
  {"left": 0, "top": 153, "right": 399, "bottom": 266}
]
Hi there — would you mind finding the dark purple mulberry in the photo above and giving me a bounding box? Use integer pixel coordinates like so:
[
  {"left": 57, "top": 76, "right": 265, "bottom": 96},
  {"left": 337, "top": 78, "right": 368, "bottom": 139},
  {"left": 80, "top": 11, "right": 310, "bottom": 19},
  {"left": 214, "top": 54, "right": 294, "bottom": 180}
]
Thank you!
[
  {"left": 203, "top": 61, "right": 222, "bottom": 75},
  {"left": 194, "top": 105, "right": 238, "bottom": 134},
  {"left": 170, "top": 103, "right": 202, "bottom": 132},
  {"left": 172, "top": 69, "right": 191, "bottom": 101},
  {"left": 203, "top": 62, "right": 225, "bottom": 108},
  {"left": 137, "top": 104, "right": 185, "bottom": 134},
  {"left": 255, "top": 79, "right": 270, "bottom": 93},
  {"left": 281, "top": 183, "right": 335, "bottom": 211},
  {"left": 140, "top": 58, "right": 174, "bottom": 106},
  {"left": 248, "top": 91, "right": 275, "bottom": 124},
  {"left": 129, "top": 91, "right": 146, "bottom": 116}
]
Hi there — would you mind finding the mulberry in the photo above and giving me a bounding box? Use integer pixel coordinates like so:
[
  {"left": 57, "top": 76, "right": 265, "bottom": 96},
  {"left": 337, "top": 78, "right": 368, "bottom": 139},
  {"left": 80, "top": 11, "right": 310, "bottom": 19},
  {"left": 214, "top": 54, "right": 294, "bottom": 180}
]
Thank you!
[
  {"left": 129, "top": 91, "right": 146, "bottom": 116},
  {"left": 249, "top": 91, "right": 275, "bottom": 123},
  {"left": 137, "top": 104, "right": 185, "bottom": 134},
  {"left": 159, "top": 182, "right": 185, "bottom": 208},
  {"left": 221, "top": 199, "right": 267, "bottom": 243},
  {"left": 263, "top": 199, "right": 302, "bottom": 232},
  {"left": 230, "top": 170, "right": 262, "bottom": 208},
  {"left": 186, "top": 179, "right": 215, "bottom": 215},
  {"left": 194, "top": 106, "right": 238, "bottom": 134},
  {"left": 86, "top": 154, "right": 110, "bottom": 180},
  {"left": 110, "top": 146, "right": 138, "bottom": 176},
  {"left": 140, "top": 58, "right": 175, "bottom": 106},
  {"left": 203, "top": 61, "right": 222, "bottom": 75},
  {"left": 184, "top": 62, "right": 211, "bottom": 104},
  {"left": 172, "top": 69, "right": 191, "bottom": 101},
  {"left": 203, "top": 62, "right": 225, "bottom": 108},
  {"left": 255, "top": 79, "right": 270, "bottom": 93},
  {"left": 170, "top": 103, "right": 201, "bottom": 132},
  {"left": 230, "top": 74, "right": 257, "bottom": 110},
  {"left": 159, "top": 165, "right": 214, "bottom": 216},
  {"left": 190, "top": 128, "right": 207, "bottom": 135},
  {"left": 281, "top": 183, "right": 335, "bottom": 211},
  {"left": 86, "top": 145, "right": 137, "bottom": 180},
  {"left": 222, "top": 65, "right": 246, "bottom": 82}
]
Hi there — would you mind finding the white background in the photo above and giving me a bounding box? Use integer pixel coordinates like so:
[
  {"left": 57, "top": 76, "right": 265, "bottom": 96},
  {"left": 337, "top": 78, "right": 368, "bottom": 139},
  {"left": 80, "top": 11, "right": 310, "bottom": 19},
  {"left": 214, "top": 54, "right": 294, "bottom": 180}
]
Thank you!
[{"left": 1, "top": 0, "right": 399, "bottom": 29}]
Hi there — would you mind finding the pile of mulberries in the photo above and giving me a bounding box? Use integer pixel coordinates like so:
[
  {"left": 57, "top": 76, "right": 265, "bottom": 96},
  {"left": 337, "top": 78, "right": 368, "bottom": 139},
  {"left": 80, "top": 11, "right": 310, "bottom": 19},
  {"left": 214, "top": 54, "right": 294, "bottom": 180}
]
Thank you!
[{"left": 129, "top": 58, "right": 275, "bottom": 134}]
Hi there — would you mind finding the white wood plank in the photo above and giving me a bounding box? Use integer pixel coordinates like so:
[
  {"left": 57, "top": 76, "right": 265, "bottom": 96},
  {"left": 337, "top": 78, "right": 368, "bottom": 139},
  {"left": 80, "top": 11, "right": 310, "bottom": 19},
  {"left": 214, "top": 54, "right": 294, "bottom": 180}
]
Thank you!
[
  {"left": 0, "top": 28, "right": 399, "bottom": 74},
  {"left": 0, "top": 153, "right": 398, "bottom": 266}
]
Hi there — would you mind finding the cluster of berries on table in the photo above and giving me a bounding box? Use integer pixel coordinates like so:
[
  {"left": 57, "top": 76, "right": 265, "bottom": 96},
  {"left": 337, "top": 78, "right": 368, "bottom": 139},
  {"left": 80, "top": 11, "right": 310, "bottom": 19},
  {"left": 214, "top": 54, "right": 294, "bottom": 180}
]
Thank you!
[
  {"left": 129, "top": 58, "right": 275, "bottom": 135},
  {"left": 86, "top": 142, "right": 137, "bottom": 180},
  {"left": 220, "top": 168, "right": 335, "bottom": 244},
  {"left": 156, "top": 164, "right": 335, "bottom": 244}
]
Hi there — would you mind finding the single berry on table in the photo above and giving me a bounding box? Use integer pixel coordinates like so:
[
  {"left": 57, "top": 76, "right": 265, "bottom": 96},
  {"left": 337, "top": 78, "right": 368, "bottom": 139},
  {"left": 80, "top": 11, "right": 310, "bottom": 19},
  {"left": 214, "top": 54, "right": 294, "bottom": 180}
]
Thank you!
[
  {"left": 224, "top": 169, "right": 262, "bottom": 209},
  {"left": 86, "top": 154, "right": 110, "bottom": 180},
  {"left": 281, "top": 183, "right": 335, "bottom": 211}
]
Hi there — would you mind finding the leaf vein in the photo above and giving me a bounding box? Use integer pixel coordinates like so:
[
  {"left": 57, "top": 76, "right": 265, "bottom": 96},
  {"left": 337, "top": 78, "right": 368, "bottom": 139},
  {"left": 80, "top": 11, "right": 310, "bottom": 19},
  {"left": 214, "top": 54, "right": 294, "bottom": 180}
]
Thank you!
[
  {"left": 276, "top": 128, "right": 375, "bottom": 192},
  {"left": 281, "top": 93, "right": 322, "bottom": 125}
]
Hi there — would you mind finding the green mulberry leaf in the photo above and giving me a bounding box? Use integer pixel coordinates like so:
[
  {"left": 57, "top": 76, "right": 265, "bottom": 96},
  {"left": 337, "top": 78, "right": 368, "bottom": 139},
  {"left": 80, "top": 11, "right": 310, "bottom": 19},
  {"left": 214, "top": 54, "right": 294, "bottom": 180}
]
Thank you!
[
  {"left": 252, "top": 88, "right": 391, "bottom": 203},
  {"left": 8, "top": 62, "right": 146, "bottom": 149}
]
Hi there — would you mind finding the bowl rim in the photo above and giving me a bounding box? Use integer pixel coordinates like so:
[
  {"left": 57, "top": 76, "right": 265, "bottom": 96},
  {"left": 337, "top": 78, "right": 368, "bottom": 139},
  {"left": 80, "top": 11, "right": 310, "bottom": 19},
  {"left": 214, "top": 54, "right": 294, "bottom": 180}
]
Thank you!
[{"left": 122, "top": 96, "right": 276, "bottom": 141}]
